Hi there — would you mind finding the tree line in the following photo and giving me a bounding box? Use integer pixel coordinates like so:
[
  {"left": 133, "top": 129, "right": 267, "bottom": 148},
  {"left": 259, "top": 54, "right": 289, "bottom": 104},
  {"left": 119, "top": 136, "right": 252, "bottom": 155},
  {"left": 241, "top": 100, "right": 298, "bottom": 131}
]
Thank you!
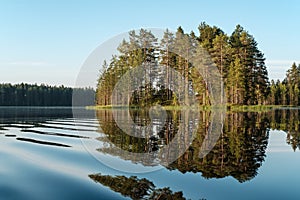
[
  {"left": 95, "top": 22, "right": 274, "bottom": 106},
  {"left": 269, "top": 62, "right": 300, "bottom": 105},
  {"left": 96, "top": 23, "right": 300, "bottom": 106},
  {"left": 0, "top": 83, "right": 95, "bottom": 106}
]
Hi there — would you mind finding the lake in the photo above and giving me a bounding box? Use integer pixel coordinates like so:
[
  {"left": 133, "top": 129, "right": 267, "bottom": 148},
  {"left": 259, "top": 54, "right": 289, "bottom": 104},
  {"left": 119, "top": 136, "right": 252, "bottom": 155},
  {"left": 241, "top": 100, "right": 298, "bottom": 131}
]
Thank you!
[{"left": 0, "top": 107, "right": 300, "bottom": 200}]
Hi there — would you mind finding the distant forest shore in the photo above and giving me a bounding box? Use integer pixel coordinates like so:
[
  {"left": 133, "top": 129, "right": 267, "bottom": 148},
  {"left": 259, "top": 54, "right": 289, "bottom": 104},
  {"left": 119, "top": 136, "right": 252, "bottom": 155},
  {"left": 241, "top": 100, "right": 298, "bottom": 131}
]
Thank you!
[{"left": 0, "top": 83, "right": 95, "bottom": 106}]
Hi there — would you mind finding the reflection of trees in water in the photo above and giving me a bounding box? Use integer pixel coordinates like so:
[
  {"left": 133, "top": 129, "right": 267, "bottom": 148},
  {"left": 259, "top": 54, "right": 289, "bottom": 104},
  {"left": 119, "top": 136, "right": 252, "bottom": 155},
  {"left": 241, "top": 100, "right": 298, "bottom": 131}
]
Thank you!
[
  {"left": 89, "top": 173, "right": 186, "bottom": 200},
  {"left": 96, "top": 109, "right": 300, "bottom": 182},
  {"left": 96, "top": 109, "right": 180, "bottom": 154},
  {"left": 168, "top": 112, "right": 269, "bottom": 182},
  {"left": 269, "top": 109, "right": 300, "bottom": 151},
  {"left": 96, "top": 109, "right": 198, "bottom": 166}
]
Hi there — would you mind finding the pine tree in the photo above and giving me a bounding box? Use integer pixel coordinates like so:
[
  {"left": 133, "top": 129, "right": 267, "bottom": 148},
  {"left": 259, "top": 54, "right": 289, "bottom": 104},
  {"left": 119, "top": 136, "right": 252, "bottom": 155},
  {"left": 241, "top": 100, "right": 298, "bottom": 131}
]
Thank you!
[
  {"left": 160, "top": 29, "right": 176, "bottom": 103},
  {"left": 286, "top": 62, "right": 299, "bottom": 105},
  {"left": 211, "top": 33, "right": 231, "bottom": 104},
  {"left": 226, "top": 58, "right": 246, "bottom": 104}
]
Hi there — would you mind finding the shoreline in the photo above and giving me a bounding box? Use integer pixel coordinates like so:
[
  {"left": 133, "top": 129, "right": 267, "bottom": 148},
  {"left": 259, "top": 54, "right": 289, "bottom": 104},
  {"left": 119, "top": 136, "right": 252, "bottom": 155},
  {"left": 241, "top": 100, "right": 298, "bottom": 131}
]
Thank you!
[{"left": 86, "top": 105, "right": 300, "bottom": 112}]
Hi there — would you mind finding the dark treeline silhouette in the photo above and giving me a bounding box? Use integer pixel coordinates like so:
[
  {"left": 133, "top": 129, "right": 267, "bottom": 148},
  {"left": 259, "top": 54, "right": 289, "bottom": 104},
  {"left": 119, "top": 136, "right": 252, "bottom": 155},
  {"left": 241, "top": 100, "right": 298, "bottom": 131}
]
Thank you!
[{"left": 0, "top": 83, "right": 95, "bottom": 106}]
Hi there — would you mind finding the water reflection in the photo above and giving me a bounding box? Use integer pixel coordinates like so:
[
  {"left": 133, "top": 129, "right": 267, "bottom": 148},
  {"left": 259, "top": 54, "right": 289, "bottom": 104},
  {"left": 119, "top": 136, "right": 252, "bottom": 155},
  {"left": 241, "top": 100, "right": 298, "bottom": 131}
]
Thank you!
[
  {"left": 0, "top": 107, "right": 74, "bottom": 121},
  {"left": 95, "top": 109, "right": 201, "bottom": 168},
  {"left": 1, "top": 108, "right": 300, "bottom": 183},
  {"left": 168, "top": 112, "right": 269, "bottom": 182},
  {"left": 89, "top": 173, "right": 187, "bottom": 200},
  {"left": 269, "top": 109, "right": 300, "bottom": 151},
  {"left": 97, "top": 109, "right": 182, "bottom": 153},
  {"left": 1, "top": 107, "right": 300, "bottom": 199},
  {"left": 96, "top": 109, "right": 275, "bottom": 182},
  {"left": 0, "top": 107, "right": 90, "bottom": 148}
]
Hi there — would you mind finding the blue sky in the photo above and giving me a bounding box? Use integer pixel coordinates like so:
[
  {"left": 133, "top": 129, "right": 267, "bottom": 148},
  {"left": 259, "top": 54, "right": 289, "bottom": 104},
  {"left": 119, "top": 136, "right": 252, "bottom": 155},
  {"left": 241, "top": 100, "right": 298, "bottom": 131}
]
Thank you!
[{"left": 0, "top": 0, "right": 299, "bottom": 86}]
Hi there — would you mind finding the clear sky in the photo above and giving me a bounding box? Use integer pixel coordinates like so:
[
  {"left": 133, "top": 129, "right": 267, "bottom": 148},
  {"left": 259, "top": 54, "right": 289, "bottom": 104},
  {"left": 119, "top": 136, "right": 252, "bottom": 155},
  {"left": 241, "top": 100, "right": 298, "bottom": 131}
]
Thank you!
[{"left": 0, "top": 0, "right": 299, "bottom": 87}]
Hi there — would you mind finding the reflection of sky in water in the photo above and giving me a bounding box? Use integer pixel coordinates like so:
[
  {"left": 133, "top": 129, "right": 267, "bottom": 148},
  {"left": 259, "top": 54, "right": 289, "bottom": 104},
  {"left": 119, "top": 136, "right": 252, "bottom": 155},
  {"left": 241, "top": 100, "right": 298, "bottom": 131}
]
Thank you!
[{"left": 267, "top": 130, "right": 295, "bottom": 152}]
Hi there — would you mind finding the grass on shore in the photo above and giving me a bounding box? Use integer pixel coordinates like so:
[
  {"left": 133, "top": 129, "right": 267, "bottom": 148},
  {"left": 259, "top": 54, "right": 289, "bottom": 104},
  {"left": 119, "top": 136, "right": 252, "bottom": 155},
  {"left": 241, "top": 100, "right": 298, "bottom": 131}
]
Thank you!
[{"left": 86, "top": 104, "right": 298, "bottom": 112}]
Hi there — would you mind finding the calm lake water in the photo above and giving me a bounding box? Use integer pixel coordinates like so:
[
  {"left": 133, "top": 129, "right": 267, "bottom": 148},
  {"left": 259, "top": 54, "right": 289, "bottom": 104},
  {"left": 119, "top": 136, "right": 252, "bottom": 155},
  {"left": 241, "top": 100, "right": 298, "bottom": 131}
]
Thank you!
[{"left": 1, "top": 107, "right": 300, "bottom": 200}]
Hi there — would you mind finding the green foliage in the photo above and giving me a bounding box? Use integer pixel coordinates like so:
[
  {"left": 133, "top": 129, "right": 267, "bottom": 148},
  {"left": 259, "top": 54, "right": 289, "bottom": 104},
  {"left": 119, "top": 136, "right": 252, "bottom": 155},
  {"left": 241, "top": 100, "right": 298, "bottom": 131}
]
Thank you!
[
  {"left": 226, "top": 58, "right": 246, "bottom": 104},
  {"left": 96, "top": 22, "right": 270, "bottom": 106},
  {"left": 268, "top": 62, "right": 300, "bottom": 106}
]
